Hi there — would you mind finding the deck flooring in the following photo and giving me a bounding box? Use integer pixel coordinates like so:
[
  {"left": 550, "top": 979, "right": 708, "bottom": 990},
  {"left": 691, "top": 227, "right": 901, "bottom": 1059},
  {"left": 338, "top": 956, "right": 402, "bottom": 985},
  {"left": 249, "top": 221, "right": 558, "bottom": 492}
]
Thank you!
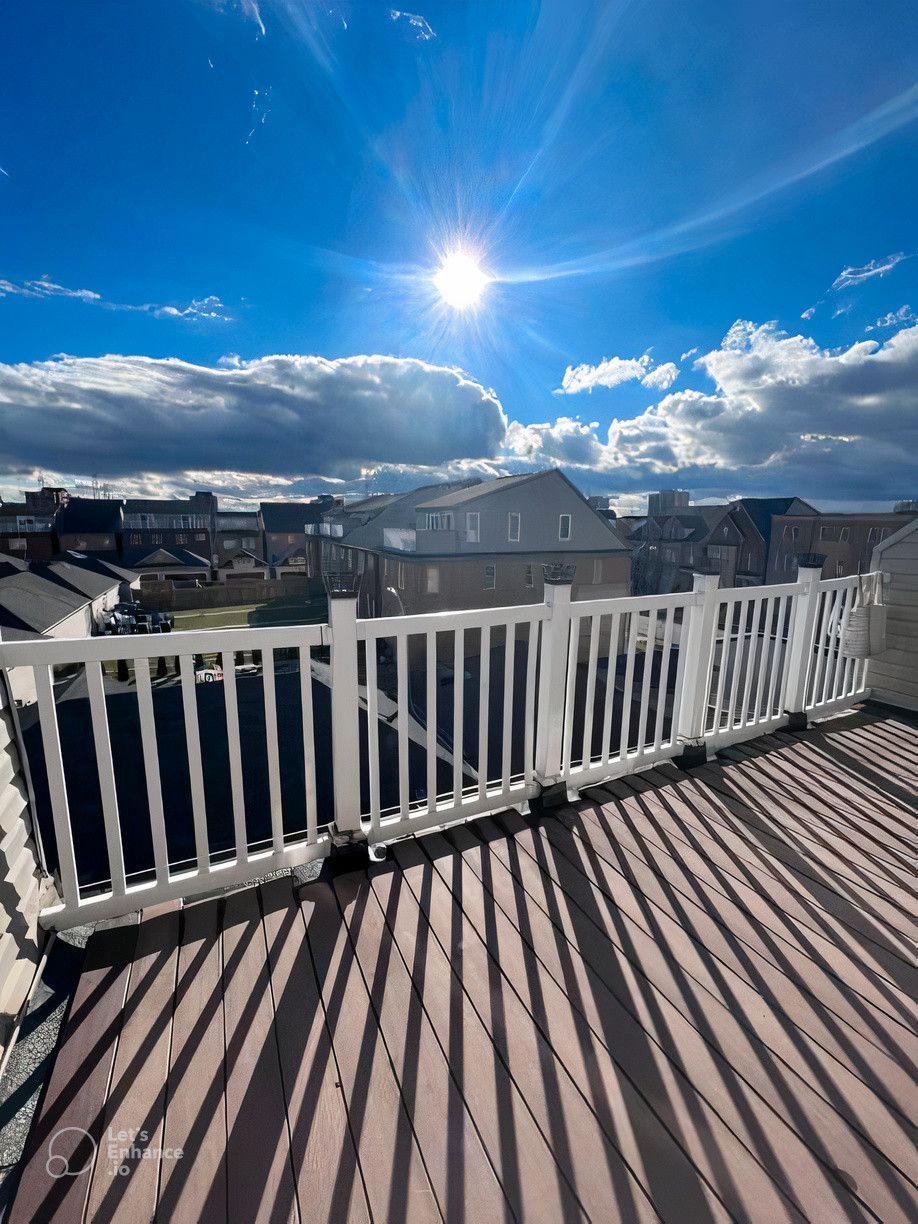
[{"left": 8, "top": 708, "right": 918, "bottom": 1222}]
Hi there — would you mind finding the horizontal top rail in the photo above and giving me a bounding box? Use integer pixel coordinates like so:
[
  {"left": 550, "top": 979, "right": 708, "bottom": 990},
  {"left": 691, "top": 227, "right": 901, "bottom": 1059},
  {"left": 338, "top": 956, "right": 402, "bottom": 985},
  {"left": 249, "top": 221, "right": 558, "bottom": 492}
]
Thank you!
[
  {"left": 571, "top": 589, "right": 703, "bottom": 618},
  {"left": 715, "top": 581, "right": 803, "bottom": 603},
  {"left": 0, "top": 620, "right": 328, "bottom": 666},
  {"left": 356, "top": 601, "right": 548, "bottom": 639}
]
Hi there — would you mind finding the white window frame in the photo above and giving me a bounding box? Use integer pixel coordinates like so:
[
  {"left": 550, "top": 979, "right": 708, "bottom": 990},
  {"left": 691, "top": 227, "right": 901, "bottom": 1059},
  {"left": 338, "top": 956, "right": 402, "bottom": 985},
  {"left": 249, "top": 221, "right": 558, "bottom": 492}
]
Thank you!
[
  {"left": 593, "top": 559, "right": 603, "bottom": 584},
  {"left": 426, "top": 565, "right": 439, "bottom": 594},
  {"left": 483, "top": 563, "right": 496, "bottom": 590},
  {"left": 836, "top": 561, "right": 844, "bottom": 577},
  {"left": 840, "top": 526, "right": 850, "bottom": 542},
  {"left": 507, "top": 511, "right": 520, "bottom": 543},
  {"left": 559, "top": 513, "right": 572, "bottom": 541},
  {"left": 466, "top": 511, "right": 480, "bottom": 543},
  {"left": 524, "top": 563, "right": 534, "bottom": 588}
]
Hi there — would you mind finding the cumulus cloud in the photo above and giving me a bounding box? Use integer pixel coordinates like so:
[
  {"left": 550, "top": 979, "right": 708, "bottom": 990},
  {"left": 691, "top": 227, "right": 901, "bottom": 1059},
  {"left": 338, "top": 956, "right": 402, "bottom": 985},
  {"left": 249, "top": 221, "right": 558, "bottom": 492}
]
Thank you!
[
  {"left": 831, "top": 252, "right": 907, "bottom": 291},
  {"left": 389, "top": 9, "right": 436, "bottom": 40},
  {"left": 641, "top": 361, "right": 679, "bottom": 391},
  {"left": 0, "top": 353, "right": 506, "bottom": 483},
  {"left": 866, "top": 304, "right": 916, "bottom": 331},
  {"left": 0, "top": 274, "right": 231, "bottom": 320}
]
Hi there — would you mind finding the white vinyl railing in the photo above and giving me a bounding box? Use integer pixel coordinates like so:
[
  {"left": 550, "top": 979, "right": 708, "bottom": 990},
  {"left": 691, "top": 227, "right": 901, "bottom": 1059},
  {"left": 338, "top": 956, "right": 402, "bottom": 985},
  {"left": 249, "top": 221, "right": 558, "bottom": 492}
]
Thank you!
[{"left": 0, "top": 564, "right": 877, "bottom": 929}]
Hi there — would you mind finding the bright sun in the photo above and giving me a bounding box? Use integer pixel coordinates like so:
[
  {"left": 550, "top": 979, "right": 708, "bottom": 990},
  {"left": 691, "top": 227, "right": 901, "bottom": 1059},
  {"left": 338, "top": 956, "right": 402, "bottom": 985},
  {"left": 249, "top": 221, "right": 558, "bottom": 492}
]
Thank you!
[{"left": 433, "top": 250, "right": 490, "bottom": 310}]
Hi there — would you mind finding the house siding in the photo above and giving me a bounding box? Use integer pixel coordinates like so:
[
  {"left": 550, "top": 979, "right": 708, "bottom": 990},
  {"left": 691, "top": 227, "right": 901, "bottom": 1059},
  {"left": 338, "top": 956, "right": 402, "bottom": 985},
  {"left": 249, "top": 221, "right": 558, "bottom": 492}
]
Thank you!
[{"left": 869, "top": 522, "right": 918, "bottom": 711}]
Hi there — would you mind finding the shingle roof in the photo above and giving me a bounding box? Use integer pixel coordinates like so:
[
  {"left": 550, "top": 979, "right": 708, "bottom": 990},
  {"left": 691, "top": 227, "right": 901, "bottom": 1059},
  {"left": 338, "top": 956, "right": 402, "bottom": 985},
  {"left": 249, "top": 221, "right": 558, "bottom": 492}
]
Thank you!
[
  {"left": 416, "top": 475, "right": 538, "bottom": 509},
  {"left": 57, "top": 551, "right": 139, "bottom": 584},
  {"left": 39, "top": 561, "right": 120, "bottom": 600},
  {"left": 732, "top": 497, "right": 813, "bottom": 542},
  {"left": 218, "top": 548, "right": 268, "bottom": 567},
  {"left": 120, "top": 547, "right": 210, "bottom": 569},
  {"left": 0, "top": 572, "right": 88, "bottom": 633}
]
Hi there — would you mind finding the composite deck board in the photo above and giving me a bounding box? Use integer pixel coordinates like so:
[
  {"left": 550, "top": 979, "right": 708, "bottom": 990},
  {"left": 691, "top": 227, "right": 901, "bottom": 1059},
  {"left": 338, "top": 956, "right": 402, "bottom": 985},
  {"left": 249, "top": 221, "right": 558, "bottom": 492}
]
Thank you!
[
  {"left": 260, "top": 876, "right": 370, "bottom": 1224},
  {"left": 9, "top": 915, "right": 139, "bottom": 1224},
  {"left": 300, "top": 877, "right": 441, "bottom": 1222},
  {"left": 157, "top": 897, "right": 227, "bottom": 1223},
  {"left": 502, "top": 814, "right": 917, "bottom": 1223},
  {"left": 222, "top": 884, "right": 299, "bottom": 1224},
  {"left": 9, "top": 710, "right": 917, "bottom": 1224},
  {"left": 84, "top": 904, "right": 180, "bottom": 1223},
  {"left": 583, "top": 780, "right": 918, "bottom": 1065}
]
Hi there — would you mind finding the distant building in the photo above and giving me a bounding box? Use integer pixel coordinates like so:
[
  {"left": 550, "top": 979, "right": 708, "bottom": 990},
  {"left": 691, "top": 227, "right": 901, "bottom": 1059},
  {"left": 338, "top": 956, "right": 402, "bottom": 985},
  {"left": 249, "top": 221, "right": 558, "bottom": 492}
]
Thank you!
[
  {"left": 317, "top": 470, "right": 631, "bottom": 617},
  {"left": 55, "top": 497, "right": 123, "bottom": 557},
  {"left": 122, "top": 491, "right": 217, "bottom": 557},
  {"left": 767, "top": 510, "right": 917, "bottom": 581},
  {"left": 214, "top": 511, "right": 262, "bottom": 567},
  {"left": 119, "top": 546, "right": 211, "bottom": 586},
  {"left": 647, "top": 489, "right": 690, "bottom": 516},
  {"left": 260, "top": 497, "right": 343, "bottom": 576},
  {"left": 216, "top": 547, "right": 270, "bottom": 584}
]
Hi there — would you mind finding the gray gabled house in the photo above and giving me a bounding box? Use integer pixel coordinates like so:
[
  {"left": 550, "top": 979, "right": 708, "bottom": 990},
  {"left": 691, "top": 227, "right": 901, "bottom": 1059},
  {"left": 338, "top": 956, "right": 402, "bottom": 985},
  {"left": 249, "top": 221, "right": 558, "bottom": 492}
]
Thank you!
[{"left": 319, "top": 470, "right": 632, "bottom": 616}]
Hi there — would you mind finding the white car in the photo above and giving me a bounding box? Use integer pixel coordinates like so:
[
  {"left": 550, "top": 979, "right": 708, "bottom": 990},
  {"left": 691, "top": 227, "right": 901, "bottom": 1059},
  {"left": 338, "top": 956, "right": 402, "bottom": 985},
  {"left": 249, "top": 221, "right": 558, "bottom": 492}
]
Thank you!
[{"left": 194, "top": 666, "right": 224, "bottom": 684}]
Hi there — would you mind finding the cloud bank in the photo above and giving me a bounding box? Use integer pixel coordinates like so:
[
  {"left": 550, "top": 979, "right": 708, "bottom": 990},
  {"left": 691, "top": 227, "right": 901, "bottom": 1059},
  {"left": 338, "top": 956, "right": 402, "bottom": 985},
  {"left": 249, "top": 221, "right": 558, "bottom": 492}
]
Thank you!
[{"left": 1, "top": 322, "right": 915, "bottom": 505}]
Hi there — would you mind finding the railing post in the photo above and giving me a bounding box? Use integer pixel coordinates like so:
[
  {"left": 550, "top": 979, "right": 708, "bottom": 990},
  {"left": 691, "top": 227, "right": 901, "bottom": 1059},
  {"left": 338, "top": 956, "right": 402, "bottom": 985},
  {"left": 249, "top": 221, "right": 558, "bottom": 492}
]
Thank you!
[
  {"left": 674, "top": 570, "right": 720, "bottom": 768},
  {"left": 534, "top": 564, "right": 575, "bottom": 793},
  {"left": 783, "top": 554, "right": 825, "bottom": 730},
  {"left": 325, "top": 573, "right": 363, "bottom": 837}
]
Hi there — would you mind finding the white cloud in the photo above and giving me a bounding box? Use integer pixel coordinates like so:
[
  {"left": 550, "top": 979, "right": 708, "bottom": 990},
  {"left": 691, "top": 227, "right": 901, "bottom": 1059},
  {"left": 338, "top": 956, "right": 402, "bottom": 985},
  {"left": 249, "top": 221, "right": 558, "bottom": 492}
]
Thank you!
[
  {"left": 555, "top": 354, "right": 650, "bottom": 394},
  {"left": 866, "top": 304, "right": 916, "bottom": 331},
  {"left": 800, "top": 305, "right": 817, "bottom": 320},
  {"left": 389, "top": 9, "right": 436, "bottom": 40},
  {"left": 641, "top": 361, "right": 679, "bottom": 391},
  {"left": 831, "top": 252, "right": 907, "bottom": 291},
  {"left": 679, "top": 347, "right": 698, "bottom": 362},
  {"left": 0, "top": 274, "right": 231, "bottom": 320},
  {"left": 0, "top": 353, "right": 506, "bottom": 483}
]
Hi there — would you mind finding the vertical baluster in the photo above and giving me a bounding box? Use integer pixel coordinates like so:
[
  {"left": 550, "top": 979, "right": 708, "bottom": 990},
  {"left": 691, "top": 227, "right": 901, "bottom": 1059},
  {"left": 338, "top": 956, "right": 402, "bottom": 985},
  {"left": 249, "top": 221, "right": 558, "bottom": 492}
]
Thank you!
[
  {"left": 618, "top": 612, "right": 639, "bottom": 759},
  {"left": 134, "top": 657, "right": 169, "bottom": 885},
  {"left": 85, "top": 661, "right": 126, "bottom": 897},
  {"left": 453, "top": 628, "right": 465, "bottom": 803},
  {"left": 396, "top": 633, "right": 409, "bottom": 817},
  {"left": 523, "top": 619, "right": 538, "bottom": 787},
  {"left": 767, "top": 596, "right": 788, "bottom": 719},
  {"left": 580, "top": 615, "right": 600, "bottom": 769},
  {"left": 752, "top": 597, "right": 774, "bottom": 721},
  {"left": 501, "top": 623, "right": 516, "bottom": 790},
  {"left": 600, "top": 612, "right": 621, "bottom": 764},
  {"left": 822, "top": 587, "right": 844, "bottom": 704},
  {"left": 728, "top": 600, "right": 751, "bottom": 729},
  {"left": 561, "top": 615, "right": 579, "bottom": 775},
  {"left": 653, "top": 609, "right": 675, "bottom": 751},
  {"left": 477, "top": 624, "right": 491, "bottom": 799},
  {"left": 261, "top": 647, "right": 284, "bottom": 852},
  {"left": 711, "top": 601, "right": 732, "bottom": 733},
  {"left": 809, "top": 589, "right": 832, "bottom": 708},
  {"left": 220, "top": 650, "right": 248, "bottom": 863},
  {"left": 179, "top": 655, "right": 210, "bottom": 873},
  {"left": 34, "top": 665, "right": 80, "bottom": 909},
  {"left": 635, "top": 609, "right": 658, "bottom": 754},
  {"left": 426, "top": 631, "right": 438, "bottom": 815},
  {"left": 299, "top": 645, "right": 318, "bottom": 845}
]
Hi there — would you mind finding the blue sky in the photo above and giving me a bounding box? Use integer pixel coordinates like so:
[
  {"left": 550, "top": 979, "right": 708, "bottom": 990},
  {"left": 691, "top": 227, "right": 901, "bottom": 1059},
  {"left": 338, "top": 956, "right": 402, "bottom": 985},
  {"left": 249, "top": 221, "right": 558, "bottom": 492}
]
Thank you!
[{"left": 1, "top": 0, "right": 916, "bottom": 508}]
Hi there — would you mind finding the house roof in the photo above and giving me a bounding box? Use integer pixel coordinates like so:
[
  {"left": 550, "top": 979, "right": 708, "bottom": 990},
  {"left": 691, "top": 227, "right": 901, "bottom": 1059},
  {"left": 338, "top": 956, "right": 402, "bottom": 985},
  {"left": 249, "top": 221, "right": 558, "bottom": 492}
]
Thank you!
[
  {"left": 731, "top": 497, "right": 817, "bottom": 541},
  {"left": 120, "top": 546, "right": 211, "bottom": 569},
  {"left": 260, "top": 502, "right": 328, "bottom": 532},
  {"left": 39, "top": 561, "right": 120, "bottom": 600},
  {"left": 216, "top": 511, "right": 260, "bottom": 529},
  {"left": 56, "top": 497, "right": 123, "bottom": 534},
  {"left": 124, "top": 497, "right": 203, "bottom": 515},
  {"left": 871, "top": 514, "right": 918, "bottom": 560},
  {"left": 416, "top": 474, "right": 534, "bottom": 510},
  {"left": 0, "top": 571, "right": 89, "bottom": 633},
  {"left": 56, "top": 551, "right": 140, "bottom": 585},
  {"left": 218, "top": 548, "right": 268, "bottom": 567}
]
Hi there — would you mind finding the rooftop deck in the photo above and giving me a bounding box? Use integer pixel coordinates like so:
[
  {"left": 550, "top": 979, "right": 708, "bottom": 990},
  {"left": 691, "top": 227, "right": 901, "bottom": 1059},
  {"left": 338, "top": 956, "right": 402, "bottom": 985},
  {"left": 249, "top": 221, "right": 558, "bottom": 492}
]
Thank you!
[{"left": 8, "top": 708, "right": 917, "bottom": 1223}]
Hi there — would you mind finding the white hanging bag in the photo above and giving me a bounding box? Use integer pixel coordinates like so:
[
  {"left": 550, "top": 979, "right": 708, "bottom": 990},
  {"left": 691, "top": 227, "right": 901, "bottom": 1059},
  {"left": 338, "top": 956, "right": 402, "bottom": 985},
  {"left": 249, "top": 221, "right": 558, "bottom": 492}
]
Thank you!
[{"left": 841, "top": 573, "right": 886, "bottom": 659}]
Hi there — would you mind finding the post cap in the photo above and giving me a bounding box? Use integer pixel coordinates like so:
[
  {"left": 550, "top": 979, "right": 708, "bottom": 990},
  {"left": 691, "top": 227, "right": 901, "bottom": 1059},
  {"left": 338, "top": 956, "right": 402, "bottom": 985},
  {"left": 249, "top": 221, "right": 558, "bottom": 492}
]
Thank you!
[
  {"left": 542, "top": 562, "right": 577, "bottom": 585},
  {"left": 796, "top": 552, "right": 826, "bottom": 571},
  {"left": 323, "top": 571, "right": 360, "bottom": 599}
]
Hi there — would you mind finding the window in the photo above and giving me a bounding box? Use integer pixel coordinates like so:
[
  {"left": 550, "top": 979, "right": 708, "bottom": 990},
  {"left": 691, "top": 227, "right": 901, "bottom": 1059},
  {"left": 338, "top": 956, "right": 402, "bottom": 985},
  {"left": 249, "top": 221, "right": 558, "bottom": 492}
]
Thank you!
[
  {"left": 426, "top": 565, "right": 439, "bottom": 594},
  {"left": 179, "top": 515, "right": 193, "bottom": 529},
  {"left": 792, "top": 526, "right": 799, "bottom": 541},
  {"left": 525, "top": 563, "right": 534, "bottom": 587},
  {"left": 836, "top": 561, "right": 844, "bottom": 577},
  {"left": 593, "top": 559, "right": 603, "bottom": 583},
  {"left": 508, "top": 511, "right": 520, "bottom": 542},
  {"left": 559, "top": 513, "right": 572, "bottom": 541},
  {"left": 16, "top": 516, "right": 36, "bottom": 531},
  {"left": 840, "top": 527, "right": 850, "bottom": 542},
  {"left": 426, "top": 512, "right": 453, "bottom": 530},
  {"left": 397, "top": 561, "right": 406, "bottom": 589},
  {"left": 819, "top": 525, "right": 830, "bottom": 540},
  {"left": 866, "top": 527, "right": 879, "bottom": 543},
  {"left": 466, "top": 511, "right": 479, "bottom": 543},
  {"left": 223, "top": 538, "right": 238, "bottom": 551},
  {"left": 483, "top": 563, "right": 496, "bottom": 590}
]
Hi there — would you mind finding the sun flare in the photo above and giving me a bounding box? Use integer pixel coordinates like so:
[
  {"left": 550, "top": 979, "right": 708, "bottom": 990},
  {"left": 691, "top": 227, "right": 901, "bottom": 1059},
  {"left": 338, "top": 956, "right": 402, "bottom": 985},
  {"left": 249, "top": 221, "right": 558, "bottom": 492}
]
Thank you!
[{"left": 433, "top": 250, "right": 490, "bottom": 310}]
